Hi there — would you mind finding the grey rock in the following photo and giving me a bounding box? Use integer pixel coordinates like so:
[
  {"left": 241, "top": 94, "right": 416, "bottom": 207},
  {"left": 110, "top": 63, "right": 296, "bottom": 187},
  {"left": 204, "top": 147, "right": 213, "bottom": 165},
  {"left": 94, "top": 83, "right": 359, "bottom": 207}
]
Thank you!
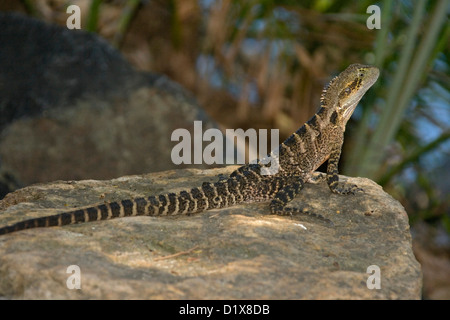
[
  {"left": 0, "top": 12, "right": 141, "bottom": 130},
  {"left": 0, "top": 167, "right": 422, "bottom": 299},
  {"left": 0, "top": 13, "right": 221, "bottom": 197}
]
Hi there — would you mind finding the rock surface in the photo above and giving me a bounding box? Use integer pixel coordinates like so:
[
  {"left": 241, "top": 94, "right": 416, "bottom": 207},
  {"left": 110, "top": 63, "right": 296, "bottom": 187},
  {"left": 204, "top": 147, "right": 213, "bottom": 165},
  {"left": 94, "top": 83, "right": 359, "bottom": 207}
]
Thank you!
[{"left": 0, "top": 167, "right": 422, "bottom": 299}]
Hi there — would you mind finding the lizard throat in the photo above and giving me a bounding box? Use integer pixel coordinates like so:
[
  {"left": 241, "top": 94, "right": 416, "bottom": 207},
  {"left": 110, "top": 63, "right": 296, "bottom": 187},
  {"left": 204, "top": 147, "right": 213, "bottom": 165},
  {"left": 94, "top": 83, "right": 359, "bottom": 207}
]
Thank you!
[{"left": 342, "top": 101, "right": 358, "bottom": 123}]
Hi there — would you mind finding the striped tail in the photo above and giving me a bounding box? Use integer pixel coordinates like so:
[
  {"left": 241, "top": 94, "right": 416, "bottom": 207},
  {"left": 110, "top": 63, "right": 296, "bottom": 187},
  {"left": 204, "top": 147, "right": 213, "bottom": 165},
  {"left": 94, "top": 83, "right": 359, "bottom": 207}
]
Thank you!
[
  {"left": 0, "top": 198, "right": 145, "bottom": 236},
  {"left": 0, "top": 179, "right": 245, "bottom": 236}
]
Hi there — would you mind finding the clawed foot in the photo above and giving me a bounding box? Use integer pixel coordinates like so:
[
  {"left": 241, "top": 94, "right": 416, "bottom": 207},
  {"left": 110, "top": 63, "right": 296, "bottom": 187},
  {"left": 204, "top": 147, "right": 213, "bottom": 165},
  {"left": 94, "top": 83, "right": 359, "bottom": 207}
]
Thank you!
[
  {"left": 330, "top": 182, "right": 363, "bottom": 195},
  {"left": 308, "top": 172, "right": 327, "bottom": 184}
]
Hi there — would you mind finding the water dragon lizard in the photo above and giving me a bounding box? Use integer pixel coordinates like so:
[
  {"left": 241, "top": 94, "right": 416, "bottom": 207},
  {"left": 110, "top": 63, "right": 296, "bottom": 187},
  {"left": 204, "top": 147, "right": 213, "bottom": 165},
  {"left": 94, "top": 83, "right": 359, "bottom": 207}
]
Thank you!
[{"left": 0, "top": 64, "right": 379, "bottom": 236}]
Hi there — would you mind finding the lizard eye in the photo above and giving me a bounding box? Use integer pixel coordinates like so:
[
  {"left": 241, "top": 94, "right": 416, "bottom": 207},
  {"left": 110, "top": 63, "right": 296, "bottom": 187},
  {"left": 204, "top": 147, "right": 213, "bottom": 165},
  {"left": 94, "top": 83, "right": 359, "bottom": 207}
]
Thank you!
[{"left": 345, "top": 87, "right": 351, "bottom": 94}]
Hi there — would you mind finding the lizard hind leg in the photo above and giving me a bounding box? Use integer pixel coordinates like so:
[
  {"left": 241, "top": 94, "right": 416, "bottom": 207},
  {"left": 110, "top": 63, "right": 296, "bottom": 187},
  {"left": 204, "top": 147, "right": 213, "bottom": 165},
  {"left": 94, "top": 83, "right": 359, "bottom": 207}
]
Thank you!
[{"left": 269, "top": 179, "right": 333, "bottom": 226}]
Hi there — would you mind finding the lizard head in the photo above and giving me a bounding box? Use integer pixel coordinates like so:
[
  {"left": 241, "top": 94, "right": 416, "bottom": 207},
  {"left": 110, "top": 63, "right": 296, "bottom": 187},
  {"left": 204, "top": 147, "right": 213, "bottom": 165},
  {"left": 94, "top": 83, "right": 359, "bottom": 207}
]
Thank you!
[{"left": 321, "top": 64, "right": 379, "bottom": 125}]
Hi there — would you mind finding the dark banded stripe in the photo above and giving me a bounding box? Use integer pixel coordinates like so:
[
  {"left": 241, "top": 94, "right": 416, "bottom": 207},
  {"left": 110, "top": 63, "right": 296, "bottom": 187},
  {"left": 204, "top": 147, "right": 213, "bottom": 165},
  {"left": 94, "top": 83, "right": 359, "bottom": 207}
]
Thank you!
[
  {"left": 134, "top": 198, "right": 147, "bottom": 216},
  {"left": 177, "top": 191, "right": 189, "bottom": 214},
  {"left": 98, "top": 204, "right": 110, "bottom": 220},
  {"left": 157, "top": 195, "right": 167, "bottom": 215},
  {"left": 86, "top": 207, "right": 99, "bottom": 221},
  {"left": 330, "top": 111, "right": 338, "bottom": 125},
  {"left": 202, "top": 183, "right": 219, "bottom": 209},
  {"left": 47, "top": 213, "right": 61, "bottom": 226},
  {"left": 191, "top": 187, "right": 206, "bottom": 212},
  {"left": 109, "top": 202, "right": 121, "bottom": 218},
  {"left": 167, "top": 193, "right": 177, "bottom": 215},
  {"left": 147, "top": 196, "right": 159, "bottom": 215},
  {"left": 327, "top": 173, "right": 338, "bottom": 185},
  {"left": 214, "top": 182, "right": 228, "bottom": 207},
  {"left": 121, "top": 200, "right": 133, "bottom": 217}
]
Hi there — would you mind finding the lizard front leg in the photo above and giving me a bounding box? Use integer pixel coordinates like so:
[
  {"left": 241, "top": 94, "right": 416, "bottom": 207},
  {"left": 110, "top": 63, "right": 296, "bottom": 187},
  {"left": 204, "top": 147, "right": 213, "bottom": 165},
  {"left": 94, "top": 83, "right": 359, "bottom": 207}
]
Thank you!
[{"left": 327, "top": 146, "right": 363, "bottom": 195}]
